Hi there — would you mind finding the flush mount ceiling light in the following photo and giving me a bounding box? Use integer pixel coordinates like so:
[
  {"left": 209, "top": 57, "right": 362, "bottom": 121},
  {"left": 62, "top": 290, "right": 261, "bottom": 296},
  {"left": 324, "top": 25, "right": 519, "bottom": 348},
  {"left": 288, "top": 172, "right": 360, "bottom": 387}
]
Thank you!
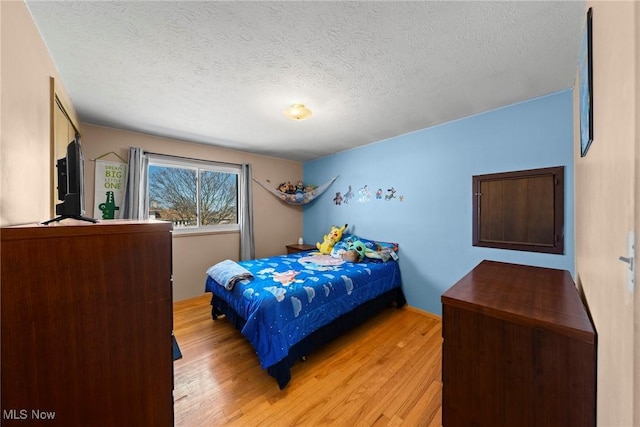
[{"left": 284, "top": 104, "right": 312, "bottom": 121}]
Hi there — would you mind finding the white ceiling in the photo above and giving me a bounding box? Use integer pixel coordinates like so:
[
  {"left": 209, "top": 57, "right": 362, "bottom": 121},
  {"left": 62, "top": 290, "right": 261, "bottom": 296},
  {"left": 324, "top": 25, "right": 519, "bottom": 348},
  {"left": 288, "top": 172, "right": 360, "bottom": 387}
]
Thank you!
[{"left": 26, "top": 1, "right": 586, "bottom": 162}]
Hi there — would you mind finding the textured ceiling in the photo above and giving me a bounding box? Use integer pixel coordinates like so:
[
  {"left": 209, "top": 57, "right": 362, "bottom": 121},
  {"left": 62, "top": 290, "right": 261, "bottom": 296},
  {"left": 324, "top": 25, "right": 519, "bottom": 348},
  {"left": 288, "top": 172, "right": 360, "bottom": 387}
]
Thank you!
[{"left": 26, "top": 1, "right": 586, "bottom": 162}]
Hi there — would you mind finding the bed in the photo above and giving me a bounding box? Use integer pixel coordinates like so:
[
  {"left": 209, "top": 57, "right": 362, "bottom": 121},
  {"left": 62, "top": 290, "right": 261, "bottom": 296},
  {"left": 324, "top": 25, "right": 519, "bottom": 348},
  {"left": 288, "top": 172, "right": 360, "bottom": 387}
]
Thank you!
[{"left": 204, "top": 235, "right": 405, "bottom": 389}]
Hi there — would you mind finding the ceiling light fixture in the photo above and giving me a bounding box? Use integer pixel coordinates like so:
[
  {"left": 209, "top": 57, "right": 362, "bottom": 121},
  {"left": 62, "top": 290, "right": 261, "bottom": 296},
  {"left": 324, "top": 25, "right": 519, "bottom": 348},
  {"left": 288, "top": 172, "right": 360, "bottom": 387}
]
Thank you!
[{"left": 284, "top": 104, "right": 312, "bottom": 121}]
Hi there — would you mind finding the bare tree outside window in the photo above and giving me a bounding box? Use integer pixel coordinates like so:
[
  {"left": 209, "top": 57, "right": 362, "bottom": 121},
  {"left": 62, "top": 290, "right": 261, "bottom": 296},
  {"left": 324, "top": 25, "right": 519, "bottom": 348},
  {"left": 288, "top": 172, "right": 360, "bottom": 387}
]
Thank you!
[
  {"left": 149, "top": 166, "right": 197, "bottom": 226},
  {"left": 200, "top": 170, "right": 237, "bottom": 225},
  {"left": 148, "top": 162, "right": 238, "bottom": 229}
]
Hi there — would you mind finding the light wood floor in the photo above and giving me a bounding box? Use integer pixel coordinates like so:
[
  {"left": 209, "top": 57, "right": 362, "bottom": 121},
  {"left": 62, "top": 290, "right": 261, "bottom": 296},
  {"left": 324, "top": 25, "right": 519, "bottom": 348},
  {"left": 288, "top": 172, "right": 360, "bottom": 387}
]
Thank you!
[{"left": 172, "top": 294, "right": 443, "bottom": 426}]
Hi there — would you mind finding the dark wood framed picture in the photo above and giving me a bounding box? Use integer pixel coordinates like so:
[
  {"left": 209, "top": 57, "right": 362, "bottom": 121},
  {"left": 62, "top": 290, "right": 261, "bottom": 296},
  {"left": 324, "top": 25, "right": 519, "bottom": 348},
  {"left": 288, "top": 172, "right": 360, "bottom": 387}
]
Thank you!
[{"left": 579, "top": 7, "right": 593, "bottom": 157}]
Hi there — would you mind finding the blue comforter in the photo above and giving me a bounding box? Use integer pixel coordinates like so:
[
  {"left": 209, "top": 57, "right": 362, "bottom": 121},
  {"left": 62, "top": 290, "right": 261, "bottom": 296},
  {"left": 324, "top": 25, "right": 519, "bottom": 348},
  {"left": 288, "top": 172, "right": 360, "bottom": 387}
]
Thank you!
[{"left": 205, "top": 251, "right": 402, "bottom": 369}]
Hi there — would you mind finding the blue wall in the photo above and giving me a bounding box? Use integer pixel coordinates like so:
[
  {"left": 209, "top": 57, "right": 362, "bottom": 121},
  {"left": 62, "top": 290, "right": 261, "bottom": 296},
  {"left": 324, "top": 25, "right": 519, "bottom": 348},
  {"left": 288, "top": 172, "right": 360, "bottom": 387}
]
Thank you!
[{"left": 303, "top": 90, "right": 574, "bottom": 315}]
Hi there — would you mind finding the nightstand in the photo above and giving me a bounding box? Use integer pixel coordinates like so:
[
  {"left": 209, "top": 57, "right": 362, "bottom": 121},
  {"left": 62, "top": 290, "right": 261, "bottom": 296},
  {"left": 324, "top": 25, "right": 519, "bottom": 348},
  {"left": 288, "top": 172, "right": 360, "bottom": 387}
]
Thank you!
[{"left": 286, "top": 243, "right": 315, "bottom": 254}]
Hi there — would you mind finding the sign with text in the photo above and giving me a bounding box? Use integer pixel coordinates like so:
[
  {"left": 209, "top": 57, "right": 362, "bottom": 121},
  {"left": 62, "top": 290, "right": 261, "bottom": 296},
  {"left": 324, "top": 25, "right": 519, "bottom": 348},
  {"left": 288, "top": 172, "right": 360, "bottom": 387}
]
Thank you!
[{"left": 94, "top": 160, "right": 127, "bottom": 219}]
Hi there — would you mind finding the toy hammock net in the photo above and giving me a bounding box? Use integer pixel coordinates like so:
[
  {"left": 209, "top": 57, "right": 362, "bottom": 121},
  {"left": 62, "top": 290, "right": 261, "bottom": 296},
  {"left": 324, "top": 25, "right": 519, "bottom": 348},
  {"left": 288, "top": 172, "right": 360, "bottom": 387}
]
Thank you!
[{"left": 254, "top": 176, "right": 338, "bottom": 205}]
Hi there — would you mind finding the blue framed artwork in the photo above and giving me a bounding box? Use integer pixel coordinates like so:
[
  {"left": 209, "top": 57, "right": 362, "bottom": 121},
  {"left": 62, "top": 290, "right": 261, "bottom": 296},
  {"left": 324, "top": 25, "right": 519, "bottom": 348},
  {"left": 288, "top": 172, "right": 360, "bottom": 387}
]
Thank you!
[{"left": 579, "top": 7, "right": 593, "bottom": 157}]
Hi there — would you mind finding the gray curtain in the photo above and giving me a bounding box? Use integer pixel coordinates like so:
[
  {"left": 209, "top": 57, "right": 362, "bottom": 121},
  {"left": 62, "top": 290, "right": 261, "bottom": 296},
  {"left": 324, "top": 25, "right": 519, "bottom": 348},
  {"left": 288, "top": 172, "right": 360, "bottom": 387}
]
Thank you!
[
  {"left": 122, "top": 147, "right": 149, "bottom": 219},
  {"left": 239, "top": 163, "right": 255, "bottom": 260}
]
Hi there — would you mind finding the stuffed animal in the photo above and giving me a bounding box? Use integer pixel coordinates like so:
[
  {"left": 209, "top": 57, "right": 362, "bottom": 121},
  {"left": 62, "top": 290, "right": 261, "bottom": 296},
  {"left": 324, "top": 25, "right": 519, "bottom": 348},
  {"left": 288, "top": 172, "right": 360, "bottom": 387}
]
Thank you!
[
  {"left": 341, "top": 239, "right": 367, "bottom": 262},
  {"left": 341, "top": 249, "right": 360, "bottom": 263},
  {"left": 316, "top": 223, "right": 348, "bottom": 255},
  {"left": 341, "top": 238, "right": 393, "bottom": 262},
  {"left": 294, "top": 180, "right": 305, "bottom": 202},
  {"left": 287, "top": 182, "right": 296, "bottom": 194},
  {"left": 277, "top": 182, "right": 289, "bottom": 193}
]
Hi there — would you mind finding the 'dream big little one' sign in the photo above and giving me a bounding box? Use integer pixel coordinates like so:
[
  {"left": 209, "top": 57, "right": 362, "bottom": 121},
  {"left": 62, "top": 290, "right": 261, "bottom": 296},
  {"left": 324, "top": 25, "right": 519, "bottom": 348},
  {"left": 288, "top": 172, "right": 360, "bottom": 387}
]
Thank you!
[{"left": 94, "top": 160, "right": 127, "bottom": 219}]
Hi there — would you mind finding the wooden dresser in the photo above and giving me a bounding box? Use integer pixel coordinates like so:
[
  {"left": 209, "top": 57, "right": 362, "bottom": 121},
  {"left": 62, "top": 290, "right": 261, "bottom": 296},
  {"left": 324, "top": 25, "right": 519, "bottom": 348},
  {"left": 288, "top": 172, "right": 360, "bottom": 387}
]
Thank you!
[
  {"left": 441, "top": 260, "right": 596, "bottom": 427},
  {"left": 285, "top": 243, "right": 315, "bottom": 254},
  {"left": 1, "top": 220, "right": 174, "bottom": 426}
]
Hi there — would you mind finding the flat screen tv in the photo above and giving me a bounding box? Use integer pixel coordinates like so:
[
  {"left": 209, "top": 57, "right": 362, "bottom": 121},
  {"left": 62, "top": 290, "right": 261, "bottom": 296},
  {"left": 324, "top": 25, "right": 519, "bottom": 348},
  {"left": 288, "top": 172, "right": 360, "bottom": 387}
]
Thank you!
[{"left": 43, "top": 136, "right": 96, "bottom": 224}]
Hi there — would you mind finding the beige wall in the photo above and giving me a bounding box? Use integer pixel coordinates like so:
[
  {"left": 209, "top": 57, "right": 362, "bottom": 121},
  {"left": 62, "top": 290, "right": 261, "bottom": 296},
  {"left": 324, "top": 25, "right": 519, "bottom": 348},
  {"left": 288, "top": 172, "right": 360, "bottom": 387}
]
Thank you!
[
  {"left": 574, "top": 2, "right": 638, "bottom": 425},
  {"left": 0, "top": 1, "right": 79, "bottom": 226},
  {"left": 1, "top": 1, "right": 304, "bottom": 302},
  {"left": 81, "top": 125, "right": 303, "bottom": 301}
]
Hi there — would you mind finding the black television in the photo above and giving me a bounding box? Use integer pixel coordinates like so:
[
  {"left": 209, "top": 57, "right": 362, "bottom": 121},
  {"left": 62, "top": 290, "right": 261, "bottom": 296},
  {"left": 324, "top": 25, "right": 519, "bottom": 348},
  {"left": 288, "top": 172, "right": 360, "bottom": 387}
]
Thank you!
[{"left": 43, "top": 135, "right": 96, "bottom": 224}]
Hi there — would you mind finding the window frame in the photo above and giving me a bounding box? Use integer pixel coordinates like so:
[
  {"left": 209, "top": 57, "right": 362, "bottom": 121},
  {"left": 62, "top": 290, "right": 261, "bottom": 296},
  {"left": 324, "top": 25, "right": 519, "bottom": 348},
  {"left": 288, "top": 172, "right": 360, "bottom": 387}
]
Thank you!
[{"left": 147, "top": 154, "right": 241, "bottom": 235}]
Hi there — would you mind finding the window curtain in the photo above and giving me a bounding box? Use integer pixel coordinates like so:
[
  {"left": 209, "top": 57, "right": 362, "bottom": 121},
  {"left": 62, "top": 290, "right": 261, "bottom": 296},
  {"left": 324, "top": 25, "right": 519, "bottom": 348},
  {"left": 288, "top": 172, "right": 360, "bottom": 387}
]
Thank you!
[
  {"left": 122, "top": 147, "right": 149, "bottom": 219},
  {"left": 239, "top": 163, "right": 255, "bottom": 260}
]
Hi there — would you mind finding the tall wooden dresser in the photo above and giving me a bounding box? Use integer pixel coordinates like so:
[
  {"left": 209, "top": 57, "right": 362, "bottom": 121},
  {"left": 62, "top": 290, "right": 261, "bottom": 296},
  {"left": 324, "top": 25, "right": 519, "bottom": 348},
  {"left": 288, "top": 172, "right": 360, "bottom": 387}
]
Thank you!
[
  {"left": 1, "top": 220, "right": 174, "bottom": 426},
  {"left": 441, "top": 260, "right": 596, "bottom": 427}
]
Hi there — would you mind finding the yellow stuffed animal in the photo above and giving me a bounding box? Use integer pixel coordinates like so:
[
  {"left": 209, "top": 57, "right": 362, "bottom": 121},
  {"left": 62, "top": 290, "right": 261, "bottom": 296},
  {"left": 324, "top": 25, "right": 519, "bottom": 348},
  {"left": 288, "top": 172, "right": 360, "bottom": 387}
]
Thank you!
[{"left": 316, "top": 224, "right": 348, "bottom": 254}]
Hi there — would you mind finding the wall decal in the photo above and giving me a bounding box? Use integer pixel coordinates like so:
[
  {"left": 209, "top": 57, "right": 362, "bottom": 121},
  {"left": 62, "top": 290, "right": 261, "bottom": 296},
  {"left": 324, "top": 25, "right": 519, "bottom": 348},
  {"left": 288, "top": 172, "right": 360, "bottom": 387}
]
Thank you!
[
  {"left": 332, "top": 183, "right": 403, "bottom": 206},
  {"left": 342, "top": 185, "right": 354, "bottom": 204},
  {"left": 384, "top": 187, "right": 397, "bottom": 201},
  {"left": 333, "top": 192, "right": 343, "bottom": 205},
  {"left": 357, "top": 185, "right": 372, "bottom": 203}
]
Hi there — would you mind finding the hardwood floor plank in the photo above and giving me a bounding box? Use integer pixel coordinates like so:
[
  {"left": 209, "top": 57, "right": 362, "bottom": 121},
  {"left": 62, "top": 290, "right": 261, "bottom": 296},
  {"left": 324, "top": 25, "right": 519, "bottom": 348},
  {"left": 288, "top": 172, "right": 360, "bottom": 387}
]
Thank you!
[
  {"left": 399, "top": 380, "right": 442, "bottom": 426},
  {"left": 173, "top": 294, "right": 443, "bottom": 426},
  {"left": 327, "top": 325, "right": 441, "bottom": 425},
  {"left": 428, "top": 407, "right": 443, "bottom": 427},
  {"left": 388, "top": 337, "right": 442, "bottom": 420},
  {"left": 348, "top": 322, "right": 442, "bottom": 426}
]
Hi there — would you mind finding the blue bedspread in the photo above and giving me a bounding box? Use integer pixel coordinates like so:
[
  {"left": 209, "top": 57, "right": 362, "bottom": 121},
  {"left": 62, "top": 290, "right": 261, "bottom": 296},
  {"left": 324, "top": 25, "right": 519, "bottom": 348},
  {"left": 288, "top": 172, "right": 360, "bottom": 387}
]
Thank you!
[{"left": 205, "top": 251, "right": 402, "bottom": 369}]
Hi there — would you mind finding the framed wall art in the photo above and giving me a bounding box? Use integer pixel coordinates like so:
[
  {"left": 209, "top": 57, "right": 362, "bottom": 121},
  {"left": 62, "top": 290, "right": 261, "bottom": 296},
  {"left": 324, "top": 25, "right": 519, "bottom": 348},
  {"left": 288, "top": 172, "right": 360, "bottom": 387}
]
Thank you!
[{"left": 579, "top": 7, "right": 593, "bottom": 157}]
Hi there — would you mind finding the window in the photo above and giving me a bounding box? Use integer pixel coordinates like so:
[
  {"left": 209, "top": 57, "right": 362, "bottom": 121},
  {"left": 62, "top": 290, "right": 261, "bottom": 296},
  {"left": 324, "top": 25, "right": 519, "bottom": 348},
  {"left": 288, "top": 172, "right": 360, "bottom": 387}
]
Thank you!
[
  {"left": 148, "top": 155, "right": 240, "bottom": 233},
  {"left": 472, "top": 166, "right": 564, "bottom": 254}
]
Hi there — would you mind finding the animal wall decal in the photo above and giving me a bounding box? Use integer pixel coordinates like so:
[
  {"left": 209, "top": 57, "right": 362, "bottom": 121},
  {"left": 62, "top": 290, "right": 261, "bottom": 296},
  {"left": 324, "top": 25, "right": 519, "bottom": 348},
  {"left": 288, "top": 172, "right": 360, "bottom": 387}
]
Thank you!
[
  {"left": 357, "top": 185, "right": 371, "bottom": 203},
  {"left": 342, "top": 185, "right": 354, "bottom": 204},
  {"left": 333, "top": 192, "right": 343, "bottom": 205},
  {"left": 385, "top": 187, "right": 396, "bottom": 200},
  {"left": 332, "top": 183, "right": 403, "bottom": 206}
]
